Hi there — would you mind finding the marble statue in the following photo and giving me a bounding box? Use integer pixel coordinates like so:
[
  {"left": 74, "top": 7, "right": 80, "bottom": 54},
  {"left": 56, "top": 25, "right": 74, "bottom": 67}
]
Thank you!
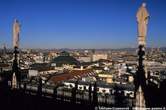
[
  {"left": 13, "top": 19, "right": 20, "bottom": 48},
  {"left": 136, "top": 3, "right": 149, "bottom": 46}
]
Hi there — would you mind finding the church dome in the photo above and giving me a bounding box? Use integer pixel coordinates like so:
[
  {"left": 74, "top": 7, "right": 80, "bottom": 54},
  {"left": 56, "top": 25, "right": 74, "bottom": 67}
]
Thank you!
[{"left": 51, "top": 51, "right": 80, "bottom": 67}]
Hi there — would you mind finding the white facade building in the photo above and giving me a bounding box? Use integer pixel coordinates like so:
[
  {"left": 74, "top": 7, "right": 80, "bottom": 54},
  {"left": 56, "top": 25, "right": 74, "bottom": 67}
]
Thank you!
[{"left": 92, "top": 54, "right": 108, "bottom": 62}]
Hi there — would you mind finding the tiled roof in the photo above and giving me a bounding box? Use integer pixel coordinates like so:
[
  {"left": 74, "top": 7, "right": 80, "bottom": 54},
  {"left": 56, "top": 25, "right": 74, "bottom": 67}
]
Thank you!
[{"left": 48, "top": 69, "right": 95, "bottom": 84}]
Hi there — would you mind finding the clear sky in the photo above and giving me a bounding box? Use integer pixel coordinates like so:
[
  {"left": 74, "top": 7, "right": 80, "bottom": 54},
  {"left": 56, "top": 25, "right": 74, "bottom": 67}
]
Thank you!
[{"left": 0, "top": 0, "right": 166, "bottom": 49}]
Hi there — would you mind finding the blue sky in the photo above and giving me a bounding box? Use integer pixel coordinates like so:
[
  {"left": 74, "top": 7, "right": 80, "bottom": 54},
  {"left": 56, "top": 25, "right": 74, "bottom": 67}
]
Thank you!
[{"left": 0, "top": 0, "right": 166, "bottom": 49}]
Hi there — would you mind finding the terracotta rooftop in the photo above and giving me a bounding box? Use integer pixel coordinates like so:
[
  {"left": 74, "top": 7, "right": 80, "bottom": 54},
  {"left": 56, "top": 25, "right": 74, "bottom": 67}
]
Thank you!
[{"left": 48, "top": 69, "right": 95, "bottom": 84}]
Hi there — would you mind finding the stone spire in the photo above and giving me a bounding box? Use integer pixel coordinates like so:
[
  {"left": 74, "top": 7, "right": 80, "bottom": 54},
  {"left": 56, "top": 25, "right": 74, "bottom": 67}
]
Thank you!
[
  {"left": 12, "top": 72, "right": 17, "bottom": 89},
  {"left": 12, "top": 19, "right": 21, "bottom": 89},
  {"left": 135, "top": 3, "right": 150, "bottom": 108}
]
